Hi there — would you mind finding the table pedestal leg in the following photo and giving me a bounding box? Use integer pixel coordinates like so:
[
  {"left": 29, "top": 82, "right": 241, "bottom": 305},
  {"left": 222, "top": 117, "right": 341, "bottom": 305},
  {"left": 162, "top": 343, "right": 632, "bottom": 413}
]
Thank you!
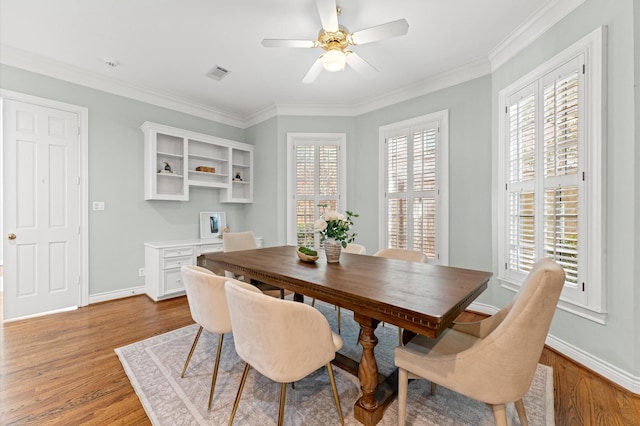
[{"left": 353, "top": 313, "right": 384, "bottom": 426}]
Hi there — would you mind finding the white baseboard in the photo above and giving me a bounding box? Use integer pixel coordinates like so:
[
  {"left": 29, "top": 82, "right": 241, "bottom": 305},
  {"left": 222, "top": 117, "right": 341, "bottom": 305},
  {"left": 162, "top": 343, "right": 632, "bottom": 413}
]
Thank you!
[
  {"left": 2, "top": 305, "right": 77, "bottom": 323},
  {"left": 546, "top": 334, "right": 640, "bottom": 394},
  {"left": 469, "top": 301, "right": 639, "bottom": 395},
  {"left": 89, "top": 286, "right": 146, "bottom": 304}
]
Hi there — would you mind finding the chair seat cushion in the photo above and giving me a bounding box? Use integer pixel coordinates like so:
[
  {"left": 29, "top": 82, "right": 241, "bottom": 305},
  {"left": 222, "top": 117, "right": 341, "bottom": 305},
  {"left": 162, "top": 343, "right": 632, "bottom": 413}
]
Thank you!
[{"left": 394, "top": 328, "right": 481, "bottom": 378}]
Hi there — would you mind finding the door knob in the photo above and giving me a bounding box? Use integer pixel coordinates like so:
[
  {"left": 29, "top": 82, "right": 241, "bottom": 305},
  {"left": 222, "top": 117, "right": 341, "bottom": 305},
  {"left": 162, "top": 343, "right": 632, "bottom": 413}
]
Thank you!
[{"left": 8, "top": 233, "right": 16, "bottom": 240}]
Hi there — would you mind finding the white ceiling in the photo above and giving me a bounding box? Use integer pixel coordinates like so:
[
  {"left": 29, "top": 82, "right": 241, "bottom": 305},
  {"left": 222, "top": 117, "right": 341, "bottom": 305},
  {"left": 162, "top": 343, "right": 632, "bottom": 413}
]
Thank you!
[{"left": 0, "top": 0, "right": 579, "bottom": 127}]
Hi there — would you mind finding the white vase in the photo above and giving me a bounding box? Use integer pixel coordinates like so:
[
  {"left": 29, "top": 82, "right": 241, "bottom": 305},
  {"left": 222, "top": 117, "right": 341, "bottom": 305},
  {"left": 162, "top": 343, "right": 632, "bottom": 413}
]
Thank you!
[{"left": 324, "top": 238, "right": 342, "bottom": 263}]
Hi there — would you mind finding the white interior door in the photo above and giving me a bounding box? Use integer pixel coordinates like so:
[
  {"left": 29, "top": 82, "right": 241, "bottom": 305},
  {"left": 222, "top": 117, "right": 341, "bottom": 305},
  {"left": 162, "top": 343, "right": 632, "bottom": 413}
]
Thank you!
[{"left": 2, "top": 99, "right": 81, "bottom": 320}]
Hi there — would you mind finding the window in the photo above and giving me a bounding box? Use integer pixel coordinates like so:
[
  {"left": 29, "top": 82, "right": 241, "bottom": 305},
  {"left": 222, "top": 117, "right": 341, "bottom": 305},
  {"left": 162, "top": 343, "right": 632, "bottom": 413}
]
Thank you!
[
  {"left": 498, "top": 27, "right": 606, "bottom": 321},
  {"left": 379, "top": 111, "right": 449, "bottom": 264},
  {"left": 287, "top": 133, "right": 346, "bottom": 250}
]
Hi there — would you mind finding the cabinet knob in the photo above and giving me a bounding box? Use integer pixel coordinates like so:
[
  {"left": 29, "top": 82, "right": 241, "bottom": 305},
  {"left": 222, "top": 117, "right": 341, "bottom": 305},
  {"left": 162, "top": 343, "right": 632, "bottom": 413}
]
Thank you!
[{"left": 8, "top": 233, "right": 16, "bottom": 240}]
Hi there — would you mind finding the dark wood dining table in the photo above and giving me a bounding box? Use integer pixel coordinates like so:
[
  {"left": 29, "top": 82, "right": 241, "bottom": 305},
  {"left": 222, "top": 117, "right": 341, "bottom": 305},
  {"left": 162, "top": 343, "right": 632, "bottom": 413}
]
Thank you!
[{"left": 199, "top": 245, "right": 492, "bottom": 426}]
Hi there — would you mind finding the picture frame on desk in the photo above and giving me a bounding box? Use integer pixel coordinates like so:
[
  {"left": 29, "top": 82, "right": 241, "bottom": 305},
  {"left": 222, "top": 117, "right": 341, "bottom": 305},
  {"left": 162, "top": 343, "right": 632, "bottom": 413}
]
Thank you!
[{"left": 200, "top": 212, "right": 226, "bottom": 239}]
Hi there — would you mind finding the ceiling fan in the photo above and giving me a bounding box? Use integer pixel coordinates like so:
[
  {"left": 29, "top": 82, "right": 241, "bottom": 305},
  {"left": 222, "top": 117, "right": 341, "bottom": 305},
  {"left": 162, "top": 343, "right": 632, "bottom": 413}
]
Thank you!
[{"left": 261, "top": 0, "right": 409, "bottom": 84}]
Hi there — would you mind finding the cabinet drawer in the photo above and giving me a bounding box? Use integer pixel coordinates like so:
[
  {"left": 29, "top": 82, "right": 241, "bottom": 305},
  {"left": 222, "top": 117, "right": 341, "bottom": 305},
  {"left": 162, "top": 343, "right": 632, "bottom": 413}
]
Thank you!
[
  {"left": 164, "top": 247, "right": 194, "bottom": 258},
  {"left": 164, "top": 269, "right": 185, "bottom": 293},
  {"left": 200, "top": 244, "right": 223, "bottom": 254},
  {"left": 163, "top": 255, "right": 193, "bottom": 270}
]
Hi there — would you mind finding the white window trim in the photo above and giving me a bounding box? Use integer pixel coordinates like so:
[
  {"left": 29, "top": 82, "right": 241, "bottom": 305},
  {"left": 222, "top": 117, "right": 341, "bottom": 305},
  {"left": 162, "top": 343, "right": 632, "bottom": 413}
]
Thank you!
[
  {"left": 497, "top": 26, "right": 607, "bottom": 323},
  {"left": 286, "top": 132, "right": 347, "bottom": 246},
  {"left": 378, "top": 110, "right": 449, "bottom": 264}
]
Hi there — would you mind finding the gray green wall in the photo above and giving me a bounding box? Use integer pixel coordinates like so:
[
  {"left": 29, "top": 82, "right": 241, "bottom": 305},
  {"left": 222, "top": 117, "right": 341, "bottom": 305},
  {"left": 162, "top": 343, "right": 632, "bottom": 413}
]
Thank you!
[
  {"left": 0, "top": 64, "right": 250, "bottom": 296},
  {"left": 491, "top": 0, "right": 637, "bottom": 376},
  {"left": 352, "top": 76, "right": 493, "bottom": 275},
  {"left": 245, "top": 116, "right": 357, "bottom": 248},
  {"left": 635, "top": 0, "right": 640, "bottom": 384},
  {"left": 1, "top": 0, "right": 637, "bottom": 386}
]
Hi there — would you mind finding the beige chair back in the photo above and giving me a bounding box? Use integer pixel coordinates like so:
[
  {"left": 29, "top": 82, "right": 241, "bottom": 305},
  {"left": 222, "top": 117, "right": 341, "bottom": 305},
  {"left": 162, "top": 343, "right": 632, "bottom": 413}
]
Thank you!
[
  {"left": 374, "top": 248, "right": 428, "bottom": 263},
  {"left": 181, "top": 265, "right": 238, "bottom": 334},
  {"left": 343, "top": 243, "right": 366, "bottom": 254},
  {"left": 401, "top": 258, "right": 565, "bottom": 405},
  {"left": 223, "top": 231, "right": 257, "bottom": 252},
  {"left": 225, "top": 280, "right": 342, "bottom": 383},
  {"left": 475, "top": 258, "right": 564, "bottom": 402}
]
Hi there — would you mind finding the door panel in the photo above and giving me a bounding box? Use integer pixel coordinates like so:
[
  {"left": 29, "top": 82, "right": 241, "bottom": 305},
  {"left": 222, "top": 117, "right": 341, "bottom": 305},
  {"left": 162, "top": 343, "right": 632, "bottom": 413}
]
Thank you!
[{"left": 3, "top": 99, "right": 80, "bottom": 320}]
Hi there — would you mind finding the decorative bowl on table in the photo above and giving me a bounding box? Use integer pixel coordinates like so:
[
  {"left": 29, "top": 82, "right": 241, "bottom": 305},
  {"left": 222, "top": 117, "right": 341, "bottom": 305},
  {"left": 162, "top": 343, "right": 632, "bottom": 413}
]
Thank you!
[{"left": 296, "top": 247, "right": 319, "bottom": 263}]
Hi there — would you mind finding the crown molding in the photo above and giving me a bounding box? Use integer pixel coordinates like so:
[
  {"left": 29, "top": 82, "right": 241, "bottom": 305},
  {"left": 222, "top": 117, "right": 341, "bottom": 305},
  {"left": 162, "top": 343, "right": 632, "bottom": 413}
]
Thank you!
[
  {"left": 244, "top": 57, "right": 492, "bottom": 128},
  {"left": 349, "top": 57, "right": 491, "bottom": 116},
  {"left": 0, "top": 44, "right": 246, "bottom": 129},
  {"left": 489, "top": 0, "right": 586, "bottom": 71},
  {"left": 1, "top": 0, "right": 585, "bottom": 130}
]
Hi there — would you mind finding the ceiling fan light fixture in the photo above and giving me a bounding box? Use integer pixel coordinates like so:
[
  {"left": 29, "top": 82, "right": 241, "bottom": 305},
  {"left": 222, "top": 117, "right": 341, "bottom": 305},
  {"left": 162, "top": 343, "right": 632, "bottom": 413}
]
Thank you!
[{"left": 321, "top": 49, "right": 346, "bottom": 72}]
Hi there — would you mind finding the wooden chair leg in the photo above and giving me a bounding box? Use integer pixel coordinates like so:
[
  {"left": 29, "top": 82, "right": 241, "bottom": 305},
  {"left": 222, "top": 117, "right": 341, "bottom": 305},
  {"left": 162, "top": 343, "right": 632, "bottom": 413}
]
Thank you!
[
  {"left": 311, "top": 298, "right": 316, "bottom": 307},
  {"left": 181, "top": 326, "right": 203, "bottom": 378},
  {"left": 277, "top": 382, "right": 287, "bottom": 426},
  {"left": 430, "top": 382, "right": 437, "bottom": 396},
  {"left": 228, "top": 363, "right": 250, "bottom": 426},
  {"left": 326, "top": 363, "right": 345, "bottom": 425},
  {"left": 398, "top": 367, "right": 409, "bottom": 426},
  {"left": 337, "top": 307, "right": 341, "bottom": 334},
  {"left": 398, "top": 327, "right": 403, "bottom": 346},
  {"left": 514, "top": 399, "right": 529, "bottom": 426},
  {"left": 490, "top": 404, "right": 508, "bottom": 426},
  {"left": 207, "top": 333, "right": 224, "bottom": 411}
]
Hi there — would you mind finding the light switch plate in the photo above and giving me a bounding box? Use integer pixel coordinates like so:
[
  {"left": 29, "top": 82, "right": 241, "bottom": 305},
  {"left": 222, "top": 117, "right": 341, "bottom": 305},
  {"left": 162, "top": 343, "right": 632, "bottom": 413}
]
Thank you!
[{"left": 93, "top": 201, "right": 105, "bottom": 211}]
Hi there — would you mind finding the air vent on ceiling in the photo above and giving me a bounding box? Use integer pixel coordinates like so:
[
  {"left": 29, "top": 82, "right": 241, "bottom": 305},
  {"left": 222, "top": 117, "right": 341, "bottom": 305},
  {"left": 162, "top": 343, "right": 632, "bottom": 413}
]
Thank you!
[{"left": 206, "top": 65, "right": 230, "bottom": 81}]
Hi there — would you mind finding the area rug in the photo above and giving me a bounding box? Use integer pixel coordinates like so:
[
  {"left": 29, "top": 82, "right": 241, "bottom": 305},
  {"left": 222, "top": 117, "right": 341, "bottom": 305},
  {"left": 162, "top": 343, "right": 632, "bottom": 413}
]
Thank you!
[{"left": 116, "top": 300, "right": 554, "bottom": 425}]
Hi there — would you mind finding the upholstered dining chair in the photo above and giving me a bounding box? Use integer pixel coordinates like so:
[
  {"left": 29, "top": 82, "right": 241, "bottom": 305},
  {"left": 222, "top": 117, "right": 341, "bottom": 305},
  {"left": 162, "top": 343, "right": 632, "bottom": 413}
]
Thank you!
[
  {"left": 373, "top": 247, "right": 428, "bottom": 263},
  {"left": 394, "top": 258, "right": 565, "bottom": 426},
  {"left": 222, "top": 231, "right": 292, "bottom": 299},
  {"left": 225, "top": 279, "right": 345, "bottom": 426},
  {"left": 343, "top": 243, "right": 366, "bottom": 254},
  {"left": 373, "top": 248, "right": 429, "bottom": 345},
  {"left": 180, "top": 265, "right": 249, "bottom": 411}
]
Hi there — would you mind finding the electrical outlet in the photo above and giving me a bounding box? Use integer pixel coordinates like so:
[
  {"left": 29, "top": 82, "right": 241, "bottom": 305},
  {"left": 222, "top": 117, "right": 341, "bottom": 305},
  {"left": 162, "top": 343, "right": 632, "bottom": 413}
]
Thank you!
[{"left": 138, "top": 268, "right": 145, "bottom": 277}]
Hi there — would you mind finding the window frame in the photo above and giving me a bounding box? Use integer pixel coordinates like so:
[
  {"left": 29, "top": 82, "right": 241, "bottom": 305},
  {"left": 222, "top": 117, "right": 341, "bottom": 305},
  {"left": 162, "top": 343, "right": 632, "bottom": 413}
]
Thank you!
[
  {"left": 378, "top": 110, "right": 449, "bottom": 265},
  {"left": 497, "top": 26, "right": 607, "bottom": 323},
  {"left": 286, "top": 132, "right": 347, "bottom": 249}
]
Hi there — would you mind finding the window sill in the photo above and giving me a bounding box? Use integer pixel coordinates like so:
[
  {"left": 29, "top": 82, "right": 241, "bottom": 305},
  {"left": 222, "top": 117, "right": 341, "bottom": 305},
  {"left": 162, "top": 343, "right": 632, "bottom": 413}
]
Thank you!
[{"left": 498, "top": 277, "right": 607, "bottom": 324}]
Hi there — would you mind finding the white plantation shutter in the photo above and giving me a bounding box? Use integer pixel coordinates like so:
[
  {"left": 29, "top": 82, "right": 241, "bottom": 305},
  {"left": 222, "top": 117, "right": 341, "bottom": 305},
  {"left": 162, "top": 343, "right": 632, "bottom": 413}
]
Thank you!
[
  {"left": 543, "top": 62, "right": 581, "bottom": 287},
  {"left": 383, "top": 117, "right": 443, "bottom": 261},
  {"left": 387, "top": 132, "right": 409, "bottom": 248},
  {"left": 498, "top": 45, "right": 605, "bottom": 314},
  {"left": 412, "top": 126, "right": 437, "bottom": 257},
  {"left": 507, "top": 86, "right": 537, "bottom": 275},
  {"left": 288, "top": 134, "right": 345, "bottom": 250},
  {"left": 295, "top": 145, "right": 316, "bottom": 247}
]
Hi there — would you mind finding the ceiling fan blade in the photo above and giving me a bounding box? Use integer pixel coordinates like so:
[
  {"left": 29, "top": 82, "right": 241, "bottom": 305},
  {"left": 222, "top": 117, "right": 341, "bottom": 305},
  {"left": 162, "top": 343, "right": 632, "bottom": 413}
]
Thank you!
[
  {"left": 302, "top": 58, "right": 324, "bottom": 84},
  {"left": 316, "top": 0, "right": 339, "bottom": 32},
  {"left": 262, "top": 39, "right": 316, "bottom": 48},
  {"left": 346, "top": 52, "right": 377, "bottom": 79},
  {"left": 349, "top": 19, "right": 409, "bottom": 45}
]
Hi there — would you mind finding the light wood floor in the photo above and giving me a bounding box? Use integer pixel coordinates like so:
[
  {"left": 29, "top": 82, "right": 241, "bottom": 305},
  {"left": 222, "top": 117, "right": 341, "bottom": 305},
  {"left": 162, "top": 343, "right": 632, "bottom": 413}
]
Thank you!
[{"left": 1, "top": 295, "right": 639, "bottom": 425}]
